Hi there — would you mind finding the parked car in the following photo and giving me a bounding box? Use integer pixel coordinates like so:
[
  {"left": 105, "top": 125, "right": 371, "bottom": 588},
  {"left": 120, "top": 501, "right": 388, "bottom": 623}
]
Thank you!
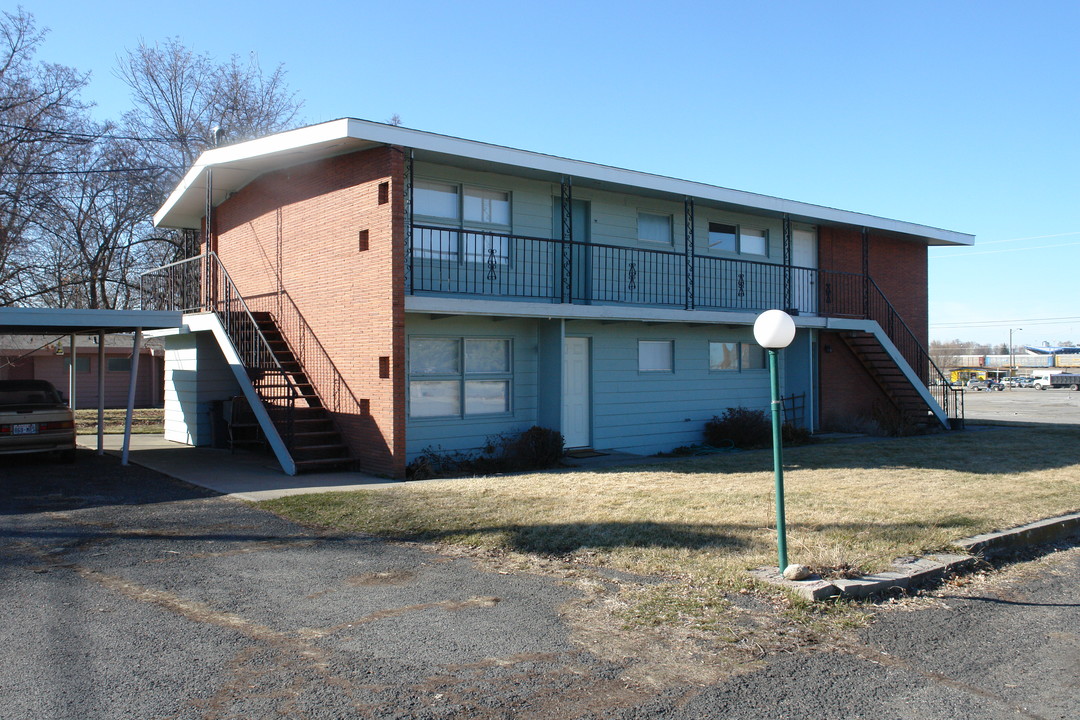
[
  {"left": 965, "top": 379, "right": 1003, "bottom": 392},
  {"left": 1003, "top": 376, "right": 1034, "bottom": 388},
  {"left": 0, "top": 380, "right": 76, "bottom": 461}
]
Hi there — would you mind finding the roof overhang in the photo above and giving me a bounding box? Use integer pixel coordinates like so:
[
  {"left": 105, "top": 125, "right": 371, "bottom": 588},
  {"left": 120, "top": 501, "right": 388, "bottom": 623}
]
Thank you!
[
  {"left": 155, "top": 118, "right": 974, "bottom": 248},
  {"left": 0, "top": 308, "right": 182, "bottom": 335}
]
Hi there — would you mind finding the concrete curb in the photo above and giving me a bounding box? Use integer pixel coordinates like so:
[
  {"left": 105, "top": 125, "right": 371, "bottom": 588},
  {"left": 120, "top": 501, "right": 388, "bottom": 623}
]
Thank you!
[
  {"left": 951, "top": 512, "right": 1080, "bottom": 556},
  {"left": 752, "top": 512, "right": 1080, "bottom": 602}
]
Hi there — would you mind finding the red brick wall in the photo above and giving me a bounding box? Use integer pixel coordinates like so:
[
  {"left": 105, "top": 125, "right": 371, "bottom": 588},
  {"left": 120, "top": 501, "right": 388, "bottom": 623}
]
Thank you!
[
  {"left": 817, "top": 226, "right": 928, "bottom": 431},
  {"left": 213, "top": 147, "right": 406, "bottom": 477}
]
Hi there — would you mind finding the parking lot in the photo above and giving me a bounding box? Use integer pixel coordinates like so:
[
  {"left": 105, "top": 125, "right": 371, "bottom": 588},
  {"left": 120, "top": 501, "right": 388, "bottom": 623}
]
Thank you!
[{"left": 959, "top": 385, "right": 1080, "bottom": 426}]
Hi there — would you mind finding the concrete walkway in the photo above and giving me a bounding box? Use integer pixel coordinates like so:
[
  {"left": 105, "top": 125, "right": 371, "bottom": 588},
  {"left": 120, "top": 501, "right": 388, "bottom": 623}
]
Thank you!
[
  {"left": 77, "top": 434, "right": 401, "bottom": 501},
  {"left": 77, "top": 434, "right": 668, "bottom": 502}
]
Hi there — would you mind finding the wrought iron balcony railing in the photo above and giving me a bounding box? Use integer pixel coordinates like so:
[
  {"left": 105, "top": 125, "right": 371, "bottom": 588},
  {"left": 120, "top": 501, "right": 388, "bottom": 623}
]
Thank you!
[{"left": 408, "top": 224, "right": 960, "bottom": 421}]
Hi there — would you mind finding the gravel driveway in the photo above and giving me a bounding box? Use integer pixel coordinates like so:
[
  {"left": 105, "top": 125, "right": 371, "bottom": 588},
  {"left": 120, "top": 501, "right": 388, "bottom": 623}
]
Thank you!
[{"left": 2, "top": 450, "right": 1077, "bottom": 719}]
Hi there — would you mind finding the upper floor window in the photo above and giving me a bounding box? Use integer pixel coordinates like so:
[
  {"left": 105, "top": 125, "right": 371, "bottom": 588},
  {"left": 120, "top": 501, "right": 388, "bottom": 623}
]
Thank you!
[
  {"left": 740, "top": 227, "right": 768, "bottom": 256},
  {"left": 413, "top": 180, "right": 511, "bottom": 262},
  {"left": 708, "top": 222, "right": 737, "bottom": 252},
  {"left": 708, "top": 222, "right": 769, "bottom": 256},
  {"left": 638, "top": 212, "right": 672, "bottom": 244}
]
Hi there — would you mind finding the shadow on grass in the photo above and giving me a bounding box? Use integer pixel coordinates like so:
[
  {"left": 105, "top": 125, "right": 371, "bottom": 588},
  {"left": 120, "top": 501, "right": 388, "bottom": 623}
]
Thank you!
[
  {"left": 396, "top": 520, "right": 749, "bottom": 554},
  {"left": 365, "top": 517, "right": 990, "bottom": 556}
]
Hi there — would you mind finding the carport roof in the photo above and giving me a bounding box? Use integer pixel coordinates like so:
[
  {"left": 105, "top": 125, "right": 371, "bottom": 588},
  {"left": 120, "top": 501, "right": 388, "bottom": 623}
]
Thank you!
[{"left": 0, "top": 308, "right": 182, "bottom": 335}]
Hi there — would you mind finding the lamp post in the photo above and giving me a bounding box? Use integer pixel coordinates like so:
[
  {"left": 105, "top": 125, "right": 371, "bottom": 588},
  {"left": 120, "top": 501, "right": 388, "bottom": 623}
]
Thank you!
[
  {"left": 753, "top": 309, "right": 797, "bottom": 572},
  {"left": 1009, "top": 328, "right": 1022, "bottom": 377}
]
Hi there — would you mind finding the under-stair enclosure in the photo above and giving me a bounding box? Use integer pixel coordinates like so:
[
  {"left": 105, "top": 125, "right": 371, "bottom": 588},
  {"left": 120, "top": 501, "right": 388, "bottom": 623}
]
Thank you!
[{"left": 142, "top": 253, "right": 353, "bottom": 474}]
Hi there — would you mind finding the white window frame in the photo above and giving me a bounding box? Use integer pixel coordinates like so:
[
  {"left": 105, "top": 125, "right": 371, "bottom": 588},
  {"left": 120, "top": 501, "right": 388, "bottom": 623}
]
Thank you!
[{"left": 408, "top": 336, "right": 514, "bottom": 419}]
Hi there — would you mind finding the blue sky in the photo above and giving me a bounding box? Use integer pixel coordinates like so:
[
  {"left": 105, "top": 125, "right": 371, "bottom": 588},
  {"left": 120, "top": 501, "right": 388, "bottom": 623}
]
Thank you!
[{"left": 27, "top": 0, "right": 1080, "bottom": 347}]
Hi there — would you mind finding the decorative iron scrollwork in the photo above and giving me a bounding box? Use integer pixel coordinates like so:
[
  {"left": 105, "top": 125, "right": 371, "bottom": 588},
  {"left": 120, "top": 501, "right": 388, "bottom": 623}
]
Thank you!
[
  {"left": 825, "top": 283, "right": 832, "bottom": 304},
  {"left": 737, "top": 273, "right": 745, "bottom": 298},
  {"left": 487, "top": 246, "right": 498, "bottom": 282},
  {"left": 627, "top": 261, "right": 637, "bottom": 292}
]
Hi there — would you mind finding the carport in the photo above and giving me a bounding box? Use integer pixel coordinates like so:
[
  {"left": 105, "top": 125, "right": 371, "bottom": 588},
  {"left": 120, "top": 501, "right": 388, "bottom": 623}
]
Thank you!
[{"left": 0, "top": 307, "right": 182, "bottom": 463}]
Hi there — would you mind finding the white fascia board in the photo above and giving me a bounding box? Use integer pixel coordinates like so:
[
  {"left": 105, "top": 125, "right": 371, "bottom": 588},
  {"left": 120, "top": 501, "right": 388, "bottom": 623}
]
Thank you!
[
  {"left": 405, "top": 295, "right": 834, "bottom": 329},
  {"left": 154, "top": 120, "right": 356, "bottom": 228},
  {"left": 155, "top": 117, "right": 974, "bottom": 246}
]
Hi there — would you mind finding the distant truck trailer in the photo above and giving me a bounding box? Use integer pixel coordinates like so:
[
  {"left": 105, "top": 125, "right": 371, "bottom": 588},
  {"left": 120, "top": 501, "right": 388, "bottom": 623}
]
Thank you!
[{"left": 1032, "top": 372, "right": 1080, "bottom": 390}]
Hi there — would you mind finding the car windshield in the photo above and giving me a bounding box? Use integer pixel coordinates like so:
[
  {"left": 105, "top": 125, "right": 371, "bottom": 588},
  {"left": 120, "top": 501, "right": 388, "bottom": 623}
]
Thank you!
[{"left": 0, "top": 380, "right": 64, "bottom": 407}]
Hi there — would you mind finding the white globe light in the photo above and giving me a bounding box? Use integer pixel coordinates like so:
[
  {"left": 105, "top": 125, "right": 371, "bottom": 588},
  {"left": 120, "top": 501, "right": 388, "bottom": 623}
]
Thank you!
[{"left": 753, "top": 309, "right": 796, "bottom": 349}]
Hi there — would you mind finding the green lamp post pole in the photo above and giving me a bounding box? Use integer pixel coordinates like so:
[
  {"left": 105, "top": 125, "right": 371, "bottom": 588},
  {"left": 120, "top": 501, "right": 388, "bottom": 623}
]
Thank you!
[
  {"left": 754, "top": 309, "right": 796, "bottom": 572},
  {"left": 767, "top": 345, "right": 787, "bottom": 570}
]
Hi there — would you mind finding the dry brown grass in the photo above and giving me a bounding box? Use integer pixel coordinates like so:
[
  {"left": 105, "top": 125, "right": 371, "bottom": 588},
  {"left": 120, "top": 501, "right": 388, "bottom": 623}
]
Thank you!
[
  {"left": 74, "top": 408, "right": 164, "bottom": 435},
  {"left": 266, "top": 426, "right": 1078, "bottom": 577},
  {"left": 261, "top": 424, "right": 1080, "bottom": 644}
]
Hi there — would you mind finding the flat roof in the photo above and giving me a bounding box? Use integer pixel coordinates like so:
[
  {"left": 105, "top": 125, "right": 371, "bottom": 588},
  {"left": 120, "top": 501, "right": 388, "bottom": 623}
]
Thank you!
[
  {"left": 155, "top": 118, "right": 974, "bottom": 248},
  {"left": 0, "top": 308, "right": 183, "bottom": 335}
]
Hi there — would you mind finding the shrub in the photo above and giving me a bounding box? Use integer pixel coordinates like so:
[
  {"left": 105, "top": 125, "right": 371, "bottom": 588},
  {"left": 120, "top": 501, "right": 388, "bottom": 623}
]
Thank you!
[
  {"left": 705, "top": 407, "right": 771, "bottom": 449},
  {"left": 704, "top": 407, "right": 812, "bottom": 449},
  {"left": 405, "top": 426, "right": 565, "bottom": 480}
]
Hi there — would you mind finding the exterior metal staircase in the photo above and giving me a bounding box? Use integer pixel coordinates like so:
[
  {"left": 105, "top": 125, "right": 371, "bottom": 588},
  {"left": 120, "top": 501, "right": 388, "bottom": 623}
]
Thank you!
[
  {"left": 141, "top": 252, "right": 353, "bottom": 474},
  {"left": 838, "top": 330, "right": 940, "bottom": 431},
  {"left": 248, "top": 311, "right": 352, "bottom": 472}
]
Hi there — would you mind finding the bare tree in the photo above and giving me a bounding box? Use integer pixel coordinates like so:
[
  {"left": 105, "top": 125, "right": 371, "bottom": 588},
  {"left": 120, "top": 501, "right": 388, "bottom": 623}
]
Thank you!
[
  {"left": 0, "top": 8, "right": 90, "bottom": 305},
  {"left": 25, "top": 131, "right": 162, "bottom": 308},
  {"left": 116, "top": 39, "right": 303, "bottom": 195}
]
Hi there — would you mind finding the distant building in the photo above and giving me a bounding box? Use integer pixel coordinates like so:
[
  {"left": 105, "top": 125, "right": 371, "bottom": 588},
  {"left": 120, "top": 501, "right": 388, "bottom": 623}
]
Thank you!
[{"left": 0, "top": 334, "right": 163, "bottom": 408}]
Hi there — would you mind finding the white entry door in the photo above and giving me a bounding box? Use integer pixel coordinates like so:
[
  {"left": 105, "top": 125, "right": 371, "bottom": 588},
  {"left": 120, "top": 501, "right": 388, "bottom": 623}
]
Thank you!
[
  {"left": 791, "top": 228, "right": 818, "bottom": 314},
  {"left": 562, "top": 337, "right": 591, "bottom": 448}
]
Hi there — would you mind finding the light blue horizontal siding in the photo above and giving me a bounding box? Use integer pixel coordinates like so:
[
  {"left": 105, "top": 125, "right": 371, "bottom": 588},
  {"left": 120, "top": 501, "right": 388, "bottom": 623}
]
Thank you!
[
  {"left": 566, "top": 320, "right": 786, "bottom": 455},
  {"left": 405, "top": 314, "right": 540, "bottom": 461}
]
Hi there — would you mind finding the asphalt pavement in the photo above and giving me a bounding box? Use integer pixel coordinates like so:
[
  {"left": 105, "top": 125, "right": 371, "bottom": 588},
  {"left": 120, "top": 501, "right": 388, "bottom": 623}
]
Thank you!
[{"left": 2, "top": 449, "right": 1077, "bottom": 719}]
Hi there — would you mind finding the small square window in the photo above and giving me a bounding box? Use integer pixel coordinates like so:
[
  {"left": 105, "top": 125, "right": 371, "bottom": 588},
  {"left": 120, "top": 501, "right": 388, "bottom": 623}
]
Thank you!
[
  {"left": 638, "top": 212, "right": 671, "bottom": 244},
  {"left": 464, "top": 187, "right": 510, "bottom": 226},
  {"left": 414, "top": 180, "right": 460, "bottom": 220},
  {"left": 410, "top": 338, "right": 460, "bottom": 375},
  {"left": 107, "top": 357, "right": 132, "bottom": 372},
  {"left": 465, "top": 338, "right": 510, "bottom": 374},
  {"left": 740, "top": 228, "right": 768, "bottom": 256},
  {"left": 638, "top": 340, "right": 673, "bottom": 372},
  {"left": 708, "top": 222, "right": 737, "bottom": 252},
  {"left": 409, "top": 380, "right": 460, "bottom": 418},
  {"left": 709, "top": 342, "right": 738, "bottom": 371},
  {"left": 65, "top": 356, "right": 90, "bottom": 373},
  {"left": 741, "top": 344, "right": 766, "bottom": 370},
  {"left": 465, "top": 380, "right": 509, "bottom": 415}
]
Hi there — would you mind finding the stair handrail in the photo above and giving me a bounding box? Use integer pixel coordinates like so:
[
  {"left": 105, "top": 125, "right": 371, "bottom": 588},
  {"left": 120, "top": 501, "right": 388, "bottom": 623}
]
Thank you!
[
  {"left": 263, "top": 291, "right": 366, "bottom": 418},
  {"left": 862, "top": 276, "right": 961, "bottom": 421},
  {"left": 140, "top": 252, "right": 301, "bottom": 444}
]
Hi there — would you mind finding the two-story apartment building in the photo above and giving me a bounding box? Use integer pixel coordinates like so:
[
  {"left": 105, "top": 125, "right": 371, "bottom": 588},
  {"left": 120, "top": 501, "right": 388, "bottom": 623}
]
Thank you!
[{"left": 147, "top": 119, "right": 972, "bottom": 478}]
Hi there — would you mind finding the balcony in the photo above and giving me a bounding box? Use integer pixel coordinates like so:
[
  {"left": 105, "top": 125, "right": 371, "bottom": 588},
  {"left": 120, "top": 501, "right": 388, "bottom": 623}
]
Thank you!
[{"left": 409, "top": 225, "right": 860, "bottom": 317}]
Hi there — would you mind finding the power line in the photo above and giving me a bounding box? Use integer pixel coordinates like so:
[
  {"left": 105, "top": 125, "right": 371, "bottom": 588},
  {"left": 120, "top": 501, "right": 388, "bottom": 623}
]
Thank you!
[{"left": 0, "top": 121, "right": 200, "bottom": 145}]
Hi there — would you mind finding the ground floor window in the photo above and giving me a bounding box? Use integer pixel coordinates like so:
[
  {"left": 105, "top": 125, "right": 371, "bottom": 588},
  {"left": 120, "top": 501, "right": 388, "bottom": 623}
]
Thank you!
[
  {"left": 709, "top": 341, "right": 767, "bottom": 372},
  {"left": 638, "top": 339, "right": 674, "bottom": 372},
  {"left": 408, "top": 337, "right": 512, "bottom": 418}
]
